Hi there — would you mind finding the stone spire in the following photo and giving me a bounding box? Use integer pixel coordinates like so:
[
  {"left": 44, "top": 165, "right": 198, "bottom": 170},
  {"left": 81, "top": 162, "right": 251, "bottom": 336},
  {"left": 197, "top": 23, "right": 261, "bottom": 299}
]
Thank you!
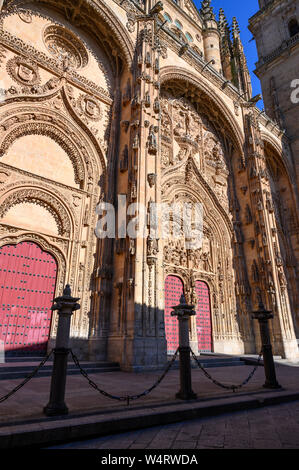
[
  {"left": 232, "top": 16, "right": 241, "bottom": 40},
  {"left": 218, "top": 9, "right": 231, "bottom": 54},
  {"left": 231, "top": 16, "right": 252, "bottom": 99},
  {"left": 218, "top": 8, "right": 233, "bottom": 81},
  {"left": 200, "top": 0, "right": 216, "bottom": 23}
]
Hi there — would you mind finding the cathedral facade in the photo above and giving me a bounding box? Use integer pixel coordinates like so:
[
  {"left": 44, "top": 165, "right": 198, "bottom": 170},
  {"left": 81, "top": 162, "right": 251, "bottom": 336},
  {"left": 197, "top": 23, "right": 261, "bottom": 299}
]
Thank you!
[{"left": 0, "top": 0, "right": 298, "bottom": 370}]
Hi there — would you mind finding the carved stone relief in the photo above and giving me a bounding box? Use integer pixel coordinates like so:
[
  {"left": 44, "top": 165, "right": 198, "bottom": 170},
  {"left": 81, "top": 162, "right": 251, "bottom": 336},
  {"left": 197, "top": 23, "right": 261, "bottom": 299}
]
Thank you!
[
  {"left": 43, "top": 25, "right": 89, "bottom": 70},
  {"left": 6, "top": 56, "right": 41, "bottom": 86}
]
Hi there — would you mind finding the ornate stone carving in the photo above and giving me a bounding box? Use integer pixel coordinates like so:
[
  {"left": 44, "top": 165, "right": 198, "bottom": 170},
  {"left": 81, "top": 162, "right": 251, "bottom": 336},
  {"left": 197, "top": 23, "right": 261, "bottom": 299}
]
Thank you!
[
  {"left": 147, "top": 173, "right": 157, "bottom": 188},
  {"left": 77, "top": 94, "right": 102, "bottom": 121},
  {"left": 18, "top": 9, "right": 33, "bottom": 23},
  {"left": 120, "top": 145, "right": 129, "bottom": 173},
  {"left": 0, "top": 170, "right": 10, "bottom": 184},
  {"left": 0, "top": 189, "right": 71, "bottom": 236},
  {"left": 6, "top": 56, "right": 41, "bottom": 86},
  {"left": 43, "top": 25, "right": 89, "bottom": 69},
  {"left": 0, "top": 111, "right": 94, "bottom": 185},
  {"left": 147, "top": 235, "right": 159, "bottom": 266},
  {"left": 126, "top": 11, "right": 136, "bottom": 33}
]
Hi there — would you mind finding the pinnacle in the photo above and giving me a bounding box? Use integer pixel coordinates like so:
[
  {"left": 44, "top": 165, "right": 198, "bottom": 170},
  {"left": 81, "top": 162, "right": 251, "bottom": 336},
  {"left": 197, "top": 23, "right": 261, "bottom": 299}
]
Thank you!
[
  {"left": 232, "top": 16, "right": 241, "bottom": 37},
  {"left": 200, "top": 0, "right": 216, "bottom": 22},
  {"left": 218, "top": 8, "right": 230, "bottom": 33}
]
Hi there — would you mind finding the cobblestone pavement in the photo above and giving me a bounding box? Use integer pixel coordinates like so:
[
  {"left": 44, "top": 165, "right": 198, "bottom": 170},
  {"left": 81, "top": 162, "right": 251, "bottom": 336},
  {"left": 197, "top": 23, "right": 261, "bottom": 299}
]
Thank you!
[{"left": 50, "top": 401, "right": 299, "bottom": 449}]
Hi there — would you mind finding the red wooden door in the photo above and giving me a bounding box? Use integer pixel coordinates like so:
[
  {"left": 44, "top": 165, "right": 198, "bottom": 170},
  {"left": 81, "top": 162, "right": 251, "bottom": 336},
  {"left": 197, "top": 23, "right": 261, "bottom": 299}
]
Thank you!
[
  {"left": 164, "top": 275, "right": 184, "bottom": 354},
  {"left": 0, "top": 242, "right": 57, "bottom": 355},
  {"left": 195, "top": 281, "right": 212, "bottom": 352}
]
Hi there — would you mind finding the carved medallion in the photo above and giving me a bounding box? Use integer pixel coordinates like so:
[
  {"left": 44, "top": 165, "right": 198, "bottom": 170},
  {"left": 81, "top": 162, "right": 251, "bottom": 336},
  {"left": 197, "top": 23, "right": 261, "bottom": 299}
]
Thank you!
[
  {"left": 0, "top": 170, "right": 10, "bottom": 184},
  {"left": 78, "top": 94, "right": 102, "bottom": 121},
  {"left": 7, "top": 57, "right": 40, "bottom": 86},
  {"left": 18, "top": 10, "right": 33, "bottom": 24},
  {"left": 44, "top": 25, "right": 88, "bottom": 69}
]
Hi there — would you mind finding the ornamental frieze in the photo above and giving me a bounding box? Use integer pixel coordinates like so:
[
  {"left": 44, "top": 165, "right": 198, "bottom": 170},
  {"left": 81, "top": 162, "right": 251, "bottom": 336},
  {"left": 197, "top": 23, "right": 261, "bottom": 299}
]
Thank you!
[{"left": 0, "top": 30, "right": 112, "bottom": 102}]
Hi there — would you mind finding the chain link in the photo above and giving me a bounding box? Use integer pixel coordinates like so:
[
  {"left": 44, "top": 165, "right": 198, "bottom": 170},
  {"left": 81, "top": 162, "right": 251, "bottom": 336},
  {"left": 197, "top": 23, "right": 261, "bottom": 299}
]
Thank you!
[
  {"left": 190, "top": 349, "right": 263, "bottom": 392},
  {"left": 0, "top": 350, "right": 53, "bottom": 403},
  {"left": 70, "top": 348, "right": 179, "bottom": 404}
]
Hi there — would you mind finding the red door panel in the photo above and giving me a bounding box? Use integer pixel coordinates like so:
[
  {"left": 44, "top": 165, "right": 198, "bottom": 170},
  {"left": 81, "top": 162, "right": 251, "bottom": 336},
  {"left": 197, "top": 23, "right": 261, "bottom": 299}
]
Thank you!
[
  {"left": 195, "top": 281, "right": 212, "bottom": 352},
  {"left": 164, "top": 275, "right": 184, "bottom": 354},
  {"left": 0, "top": 242, "right": 57, "bottom": 354}
]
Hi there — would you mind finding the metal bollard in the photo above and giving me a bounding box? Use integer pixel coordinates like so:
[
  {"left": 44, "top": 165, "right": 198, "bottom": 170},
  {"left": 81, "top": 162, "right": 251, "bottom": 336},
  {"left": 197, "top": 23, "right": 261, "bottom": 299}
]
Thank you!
[
  {"left": 252, "top": 300, "right": 281, "bottom": 389},
  {"left": 44, "top": 285, "right": 80, "bottom": 416},
  {"left": 171, "top": 295, "right": 197, "bottom": 400}
]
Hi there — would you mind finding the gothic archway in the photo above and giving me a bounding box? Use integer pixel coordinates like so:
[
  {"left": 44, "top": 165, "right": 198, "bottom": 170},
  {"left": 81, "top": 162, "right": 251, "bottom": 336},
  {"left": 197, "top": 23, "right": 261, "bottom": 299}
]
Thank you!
[{"left": 161, "top": 80, "right": 246, "bottom": 356}]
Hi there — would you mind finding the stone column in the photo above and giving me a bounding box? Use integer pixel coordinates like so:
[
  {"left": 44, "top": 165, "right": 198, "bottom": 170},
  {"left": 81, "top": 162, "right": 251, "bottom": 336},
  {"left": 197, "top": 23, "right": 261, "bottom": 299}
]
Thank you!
[
  {"left": 171, "top": 295, "right": 197, "bottom": 400},
  {"left": 252, "top": 300, "right": 281, "bottom": 389},
  {"left": 44, "top": 285, "right": 80, "bottom": 416},
  {"left": 119, "top": 5, "right": 167, "bottom": 371}
]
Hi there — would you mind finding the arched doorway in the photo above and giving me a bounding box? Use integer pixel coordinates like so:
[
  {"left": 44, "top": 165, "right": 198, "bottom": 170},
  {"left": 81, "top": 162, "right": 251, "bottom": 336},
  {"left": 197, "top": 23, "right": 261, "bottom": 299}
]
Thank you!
[
  {"left": 0, "top": 242, "right": 57, "bottom": 355},
  {"left": 195, "top": 281, "right": 212, "bottom": 352},
  {"left": 164, "top": 275, "right": 184, "bottom": 354}
]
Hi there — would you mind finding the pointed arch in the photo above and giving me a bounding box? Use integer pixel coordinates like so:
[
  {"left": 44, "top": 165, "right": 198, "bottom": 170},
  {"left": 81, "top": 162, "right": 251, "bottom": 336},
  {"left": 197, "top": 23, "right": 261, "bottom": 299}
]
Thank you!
[
  {"left": 160, "top": 66, "right": 245, "bottom": 157},
  {"left": 0, "top": 186, "right": 74, "bottom": 237}
]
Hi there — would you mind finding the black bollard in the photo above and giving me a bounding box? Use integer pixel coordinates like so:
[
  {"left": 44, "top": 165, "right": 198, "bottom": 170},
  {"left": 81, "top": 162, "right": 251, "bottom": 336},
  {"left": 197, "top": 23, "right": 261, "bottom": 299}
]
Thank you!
[
  {"left": 252, "top": 300, "right": 281, "bottom": 389},
  {"left": 171, "top": 295, "right": 197, "bottom": 400},
  {"left": 44, "top": 285, "right": 80, "bottom": 416}
]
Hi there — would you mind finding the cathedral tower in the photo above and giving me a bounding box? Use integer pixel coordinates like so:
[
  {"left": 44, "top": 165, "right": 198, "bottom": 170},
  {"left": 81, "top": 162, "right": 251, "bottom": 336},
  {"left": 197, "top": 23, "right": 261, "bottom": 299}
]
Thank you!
[{"left": 249, "top": 0, "right": 299, "bottom": 181}]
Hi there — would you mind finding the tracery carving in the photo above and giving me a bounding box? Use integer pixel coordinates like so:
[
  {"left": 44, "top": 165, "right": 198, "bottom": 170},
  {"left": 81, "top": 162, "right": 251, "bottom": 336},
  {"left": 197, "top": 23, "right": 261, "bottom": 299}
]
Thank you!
[
  {"left": 0, "top": 188, "right": 72, "bottom": 236},
  {"left": 3, "top": 0, "right": 134, "bottom": 67},
  {"left": 161, "top": 91, "right": 230, "bottom": 213},
  {"left": 43, "top": 25, "right": 89, "bottom": 70},
  {"left": 0, "top": 26, "right": 112, "bottom": 99},
  {"left": 0, "top": 114, "right": 90, "bottom": 185},
  {"left": 0, "top": 115, "right": 84, "bottom": 184}
]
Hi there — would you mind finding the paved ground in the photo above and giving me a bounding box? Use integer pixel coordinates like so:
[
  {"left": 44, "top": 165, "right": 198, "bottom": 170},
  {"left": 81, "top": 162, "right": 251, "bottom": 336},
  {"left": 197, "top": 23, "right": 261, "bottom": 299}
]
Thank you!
[
  {"left": 49, "top": 400, "right": 299, "bottom": 449},
  {"left": 0, "top": 359, "right": 298, "bottom": 425},
  {"left": 1, "top": 357, "right": 299, "bottom": 447}
]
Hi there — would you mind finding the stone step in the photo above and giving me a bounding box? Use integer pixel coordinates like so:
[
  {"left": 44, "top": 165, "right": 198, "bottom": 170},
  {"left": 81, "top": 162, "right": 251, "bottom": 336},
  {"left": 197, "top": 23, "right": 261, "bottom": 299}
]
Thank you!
[
  {"left": 0, "top": 360, "right": 118, "bottom": 371},
  {"left": 0, "top": 360, "right": 120, "bottom": 381},
  {"left": 194, "top": 361, "right": 247, "bottom": 368},
  {"left": 168, "top": 354, "right": 247, "bottom": 369},
  {"left": 4, "top": 356, "right": 50, "bottom": 363}
]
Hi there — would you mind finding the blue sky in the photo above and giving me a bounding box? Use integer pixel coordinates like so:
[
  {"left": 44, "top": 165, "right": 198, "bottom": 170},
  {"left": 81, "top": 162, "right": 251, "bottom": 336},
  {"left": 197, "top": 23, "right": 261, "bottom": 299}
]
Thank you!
[{"left": 193, "top": 0, "right": 263, "bottom": 107}]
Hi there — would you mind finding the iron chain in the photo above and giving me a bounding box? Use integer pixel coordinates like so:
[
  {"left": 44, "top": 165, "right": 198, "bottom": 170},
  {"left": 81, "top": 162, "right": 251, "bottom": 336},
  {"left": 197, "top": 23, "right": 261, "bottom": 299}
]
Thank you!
[
  {"left": 70, "top": 348, "right": 179, "bottom": 404},
  {"left": 190, "top": 348, "right": 263, "bottom": 392},
  {"left": 0, "top": 350, "right": 53, "bottom": 403},
  {"left": 0, "top": 348, "right": 264, "bottom": 405}
]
